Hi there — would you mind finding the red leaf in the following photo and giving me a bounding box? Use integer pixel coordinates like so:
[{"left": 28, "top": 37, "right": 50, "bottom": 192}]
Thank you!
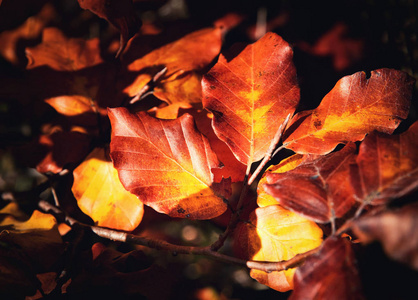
[
  {"left": 283, "top": 69, "right": 414, "bottom": 154},
  {"left": 290, "top": 237, "right": 365, "bottom": 300},
  {"left": 263, "top": 143, "right": 357, "bottom": 223},
  {"left": 202, "top": 32, "right": 300, "bottom": 165},
  {"left": 77, "top": 0, "right": 141, "bottom": 57},
  {"left": 352, "top": 202, "right": 418, "bottom": 270},
  {"left": 350, "top": 121, "right": 418, "bottom": 205},
  {"left": 109, "top": 107, "right": 229, "bottom": 219}
]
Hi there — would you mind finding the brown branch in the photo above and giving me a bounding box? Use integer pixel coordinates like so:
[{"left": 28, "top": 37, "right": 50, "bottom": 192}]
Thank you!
[{"left": 37, "top": 199, "right": 314, "bottom": 273}]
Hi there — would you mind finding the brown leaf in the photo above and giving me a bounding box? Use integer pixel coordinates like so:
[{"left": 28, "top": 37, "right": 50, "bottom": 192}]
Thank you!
[
  {"left": 289, "top": 237, "right": 365, "bottom": 300},
  {"left": 352, "top": 202, "right": 418, "bottom": 270},
  {"left": 124, "top": 27, "right": 222, "bottom": 103},
  {"left": 234, "top": 205, "right": 323, "bottom": 292},
  {"left": 26, "top": 27, "right": 103, "bottom": 71},
  {"left": 0, "top": 4, "right": 55, "bottom": 65},
  {"left": 350, "top": 121, "right": 418, "bottom": 205},
  {"left": 283, "top": 69, "right": 414, "bottom": 154},
  {"left": 72, "top": 147, "right": 145, "bottom": 231},
  {"left": 202, "top": 32, "right": 300, "bottom": 165},
  {"left": 263, "top": 143, "right": 357, "bottom": 223},
  {"left": 18, "top": 126, "right": 91, "bottom": 174},
  {"left": 109, "top": 107, "right": 229, "bottom": 219},
  {"left": 77, "top": 0, "right": 141, "bottom": 57}
]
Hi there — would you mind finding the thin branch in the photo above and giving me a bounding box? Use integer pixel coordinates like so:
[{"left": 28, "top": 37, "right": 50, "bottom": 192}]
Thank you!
[
  {"left": 248, "top": 113, "right": 291, "bottom": 186},
  {"left": 37, "top": 200, "right": 313, "bottom": 273}
]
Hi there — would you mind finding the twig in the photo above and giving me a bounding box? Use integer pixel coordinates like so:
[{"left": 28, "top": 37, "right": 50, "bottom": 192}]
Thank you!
[
  {"left": 37, "top": 200, "right": 314, "bottom": 273},
  {"left": 248, "top": 113, "right": 291, "bottom": 186},
  {"left": 129, "top": 67, "right": 168, "bottom": 104}
]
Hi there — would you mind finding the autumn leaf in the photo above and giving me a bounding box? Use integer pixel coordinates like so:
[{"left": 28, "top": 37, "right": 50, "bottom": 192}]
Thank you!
[
  {"left": 124, "top": 27, "right": 222, "bottom": 104},
  {"left": 202, "top": 32, "right": 300, "bottom": 165},
  {"left": 25, "top": 28, "right": 119, "bottom": 124},
  {"left": 289, "top": 237, "right": 365, "bottom": 300},
  {"left": 0, "top": 4, "right": 55, "bottom": 65},
  {"left": 26, "top": 27, "right": 103, "bottom": 71},
  {"left": 72, "top": 147, "right": 144, "bottom": 231},
  {"left": 263, "top": 143, "right": 357, "bottom": 223},
  {"left": 108, "top": 107, "right": 230, "bottom": 219},
  {"left": 0, "top": 203, "right": 64, "bottom": 297},
  {"left": 283, "top": 69, "right": 414, "bottom": 154},
  {"left": 257, "top": 154, "right": 308, "bottom": 207},
  {"left": 17, "top": 126, "right": 91, "bottom": 174},
  {"left": 350, "top": 121, "right": 418, "bottom": 206},
  {"left": 234, "top": 205, "right": 323, "bottom": 292},
  {"left": 77, "top": 0, "right": 141, "bottom": 57},
  {"left": 352, "top": 202, "right": 418, "bottom": 270}
]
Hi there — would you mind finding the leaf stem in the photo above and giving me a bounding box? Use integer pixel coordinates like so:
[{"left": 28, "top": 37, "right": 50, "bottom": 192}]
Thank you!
[{"left": 248, "top": 113, "right": 291, "bottom": 186}]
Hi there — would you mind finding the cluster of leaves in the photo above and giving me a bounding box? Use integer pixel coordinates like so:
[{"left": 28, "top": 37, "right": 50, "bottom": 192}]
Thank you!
[{"left": 1, "top": 0, "right": 417, "bottom": 299}]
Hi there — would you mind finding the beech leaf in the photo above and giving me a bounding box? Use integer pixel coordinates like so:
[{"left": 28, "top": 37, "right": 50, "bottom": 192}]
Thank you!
[
  {"left": 108, "top": 107, "right": 230, "bottom": 219},
  {"left": 283, "top": 69, "right": 414, "bottom": 154},
  {"left": 350, "top": 121, "right": 418, "bottom": 205},
  {"left": 290, "top": 237, "right": 365, "bottom": 300},
  {"left": 125, "top": 27, "right": 222, "bottom": 104},
  {"left": 77, "top": 0, "right": 141, "bottom": 57},
  {"left": 202, "top": 32, "right": 300, "bottom": 165},
  {"left": 263, "top": 143, "right": 357, "bottom": 223},
  {"left": 352, "top": 202, "right": 418, "bottom": 270},
  {"left": 72, "top": 147, "right": 145, "bottom": 231},
  {"left": 234, "top": 205, "right": 323, "bottom": 292}
]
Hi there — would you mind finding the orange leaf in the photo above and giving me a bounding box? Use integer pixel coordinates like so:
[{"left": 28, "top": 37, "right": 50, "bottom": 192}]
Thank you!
[
  {"left": 290, "top": 237, "right": 365, "bottom": 300},
  {"left": 108, "top": 107, "right": 230, "bottom": 219},
  {"left": 125, "top": 27, "right": 222, "bottom": 103},
  {"left": 350, "top": 121, "right": 418, "bottom": 205},
  {"left": 283, "top": 69, "right": 414, "bottom": 154},
  {"left": 234, "top": 205, "right": 323, "bottom": 292},
  {"left": 257, "top": 154, "right": 306, "bottom": 207},
  {"left": 263, "top": 143, "right": 357, "bottom": 223},
  {"left": 77, "top": 0, "right": 141, "bottom": 57},
  {"left": 202, "top": 32, "right": 300, "bottom": 165},
  {"left": 72, "top": 147, "right": 144, "bottom": 231},
  {"left": 26, "top": 27, "right": 103, "bottom": 71}
]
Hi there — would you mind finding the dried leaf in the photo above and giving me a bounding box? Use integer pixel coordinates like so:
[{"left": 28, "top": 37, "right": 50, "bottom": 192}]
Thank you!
[
  {"left": 20, "top": 127, "right": 91, "bottom": 174},
  {"left": 109, "top": 107, "right": 230, "bottom": 219},
  {"left": 234, "top": 205, "right": 323, "bottom": 291},
  {"left": 350, "top": 121, "right": 418, "bottom": 205},
  {"left": 77, "top": 0, "right": 141, "bottom": 57},
  {"left": 257, "top": 154, "right": 306, "bottom": 207},
  {"left": 290, "top": 237, "right": 365, "bottom": 300},
  {"left": 352, "top": 202, "right": 418, "bottom": 270},
  {"left": 263, "top": 143, "right": 357, "bottom": 223},
  {"left": 26, "top": 27, "right": 103, "bottom": 71},
  {"left": 202, "top": 32, "right": 300, "bottom": 164},
  {"left": 125, "top": 27, "right": 222, "bottom": 103},
  {"left": 283, "top": 69, "right": 414, "bottom": 154},
  {"left": 72, "top": 147, "right": 144, "bottom": 231}
]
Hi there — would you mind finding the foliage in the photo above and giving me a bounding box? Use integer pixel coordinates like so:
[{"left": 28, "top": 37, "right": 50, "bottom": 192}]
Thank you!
[{"left": 0, "top": 0, "right": 417, "bottom": 299}]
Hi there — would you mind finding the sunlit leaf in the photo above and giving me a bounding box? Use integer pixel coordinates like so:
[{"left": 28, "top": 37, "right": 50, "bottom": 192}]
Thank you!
[
  {"left": 257, "top": 154, "right": 306, "bottom": 207},
  {"left": 72, "top": 147, "right": 144, "bottom": 231},
  {"left": 125, "top": 27, "right": 222, "bottom": 104},
  {"left": 109, "top": 107, "right": 230, "bottom": 219},
  {"left": 234, "top": 205, "right": 323, "bottom": 291},
  {"left": 283, "top": 69, "right": 414, "bottom": 154},
  {"left": 290, "top": 237, "right": 365, "bottom": 300},
  {"left": 77, "top": 0, "right": 141, "bottom": 57},
  {"left": 350, "top": 121, "right": 418, "bottom": 205},
  {"left": 202, "top": 32, "right": 300, "bottom": 164},
  {"left": 263, "top": 143, "right": 357, "bottom": 223},
  {"left": 352, "top": 202, "right": 418, "bottom": 270}
]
